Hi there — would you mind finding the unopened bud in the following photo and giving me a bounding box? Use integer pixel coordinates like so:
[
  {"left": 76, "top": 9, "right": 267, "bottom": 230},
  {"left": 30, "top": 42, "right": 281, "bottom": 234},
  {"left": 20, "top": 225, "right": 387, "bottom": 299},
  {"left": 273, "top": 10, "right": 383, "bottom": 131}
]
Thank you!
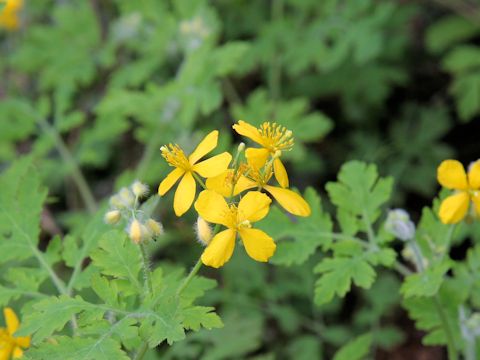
[
  {"left": 385, "top": 209, "right": 415, "bottom": 241},
  {"left": 195, "top": 217, "right": 213, "bottom": 246},
  {"left": 109, "top": 195, "right": 125, "bottom": 209},
  {"left": 119, "top": 187, "right": 135, "bottom": 207},
  {"left": 129, "top": 219, "right": 143, "bottom": 244},
  {"left": 146, "top": 219, "right": 164, "bottom": 236},
  {"left": 131, "top": 180, "right": 149, "bottom": 198},
  {"left": 104, "top": 210, "right": 121, "bottom": 225},
  {"left": 238, "top": 142, "right": 245, "bottom": 152}
]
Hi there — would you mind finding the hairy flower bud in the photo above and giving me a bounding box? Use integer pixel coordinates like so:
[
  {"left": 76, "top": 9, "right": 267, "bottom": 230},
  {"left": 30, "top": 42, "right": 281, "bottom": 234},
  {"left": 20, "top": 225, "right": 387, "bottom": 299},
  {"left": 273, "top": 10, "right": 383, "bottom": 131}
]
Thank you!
[
  {"left": 104, "top": 210, "right": 121, "bottom": 225},
  {"left": 129, "top": 219, "right": 143, "bottom": 244},
  {"left": 195, "top": 216, "right": 212, "bottom": 246},
  {"left": 131, "top": 180, "right": 149, "bottom": 198},
  {"left": 146, "top": 219, "right": 164, "bottom": 236},
  {"left": 385, "top": 209, "right": 415, "bottom": 241},
  {"left": 119, "top": 187, "right": 135, "bottom": 208}
]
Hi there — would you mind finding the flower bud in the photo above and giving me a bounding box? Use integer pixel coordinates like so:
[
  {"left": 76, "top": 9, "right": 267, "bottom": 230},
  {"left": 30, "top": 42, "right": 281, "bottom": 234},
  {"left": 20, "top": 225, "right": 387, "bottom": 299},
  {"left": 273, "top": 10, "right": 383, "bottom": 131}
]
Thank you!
[
  {"left": 195, "top": 217, "right": 212, "bottom": 246},
  {"left": 146, "top": 219, "right": 164, "bottom": 236},
  {"left": 119, "top": 187, "right": 135, "bottom": 207},
  {"left": 129, "top": 219, "right": 143, "bottom": 244},
  {"left": 131, "top": 180, "right": 149, "bottom": 198},
  {"left": 109, "top": 195, "right": 125, "bottom": 209},
  {"left": 384, "top": 209, "right": 415, "bottom": 241},
  {"left": 104, "top": 210, "right": 121, "bottom": 225},
  {"left": 237, "top": 142, "right": 245, "bottom": 152}
]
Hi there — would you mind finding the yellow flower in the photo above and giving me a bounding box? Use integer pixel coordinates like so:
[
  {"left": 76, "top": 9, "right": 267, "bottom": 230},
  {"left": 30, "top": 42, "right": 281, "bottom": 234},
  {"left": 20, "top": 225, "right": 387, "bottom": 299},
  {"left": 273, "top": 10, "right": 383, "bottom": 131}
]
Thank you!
[
  {"left": 194, "top": 190, "right": 276, "bottom": 268},
  {"left": 0, "top": 308, "right": 30, "bottom": 360},
  {"left": 437, "top": 159, "right": 480, "bottom": 224},
  {"left": 0, "top": 0, "right": 22, "bottom": 31},
  {"left": 233, "top": 121, "right": 293, "bottom": 188},
  {"left": 206, "top": 161, "right": 311, "bottom": 217},
  {"left": 158, "top": 130, "right": 232, "bottom": 216}
]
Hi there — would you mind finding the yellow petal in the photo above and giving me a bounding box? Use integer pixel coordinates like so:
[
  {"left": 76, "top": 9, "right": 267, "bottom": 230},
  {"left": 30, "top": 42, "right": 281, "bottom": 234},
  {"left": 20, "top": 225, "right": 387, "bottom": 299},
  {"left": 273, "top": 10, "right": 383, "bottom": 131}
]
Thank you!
[
  {"left": 232, "top": 120, "right": 264, "bottom": 145},
  {"left": 437, "top": 160, "right": 468, "bottom": 190},
  {"left": 273, "top": 158, "right": 289, "bottom": 188},
  {"left": 201, "top": 229, "right": 236, "bottom": 268},
  {"left": 173, "top": 172, "right": 196, "bottom": 216},
  {"left": 438, "top": 192, "right": 470, "bottom": 224},
  {"left": 188, "top": 130, "right": 218, "bottom": 165},
  {"left": 12, "top": 347, "right": 22, "bottom": 358},
  {"left": 245, "top": 148, "right": 270, "bottom": 171},
  {"left": 468, "top": 160, "right": 480, "bottom": 189},
  {"left": 264, "top": 185, "right": 311, "bottom": 217},
  {"left": 206, "top": 170, "right": 256, "bottom": 197},
  {"left": 0, "top": 344, "right": 12, "bottom": 360},
  {"left": 4, "top": 308, "right": 19, "bottom": 335},
  {"left": 14, "top": 335, "right": 30, "bottom": 349},
  {"left": 158, "top": 168, "right": 185, "bottom": 196},
  {"left": 239, "top": 228, "right": 276, "bottom": 262},
  {"left": 193, "top": 152, "right": 232, "bottom": 178},
  {"left": 237, "top": 191, "right": 271, "bottom": 223},
  {"left": 194, "top": 190, "right": 232, "bottom": 227}
]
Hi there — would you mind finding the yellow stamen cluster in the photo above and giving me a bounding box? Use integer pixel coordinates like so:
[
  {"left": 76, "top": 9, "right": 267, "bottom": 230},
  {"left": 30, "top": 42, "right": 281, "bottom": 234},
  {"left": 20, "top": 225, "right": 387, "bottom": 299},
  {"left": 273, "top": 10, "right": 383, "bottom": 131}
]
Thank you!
[
  {"left": 161, "top": 144, "right": 191, "bottom": 170},
  {"left": 259, "top": 122, "right": 294, "bottom": 152}
]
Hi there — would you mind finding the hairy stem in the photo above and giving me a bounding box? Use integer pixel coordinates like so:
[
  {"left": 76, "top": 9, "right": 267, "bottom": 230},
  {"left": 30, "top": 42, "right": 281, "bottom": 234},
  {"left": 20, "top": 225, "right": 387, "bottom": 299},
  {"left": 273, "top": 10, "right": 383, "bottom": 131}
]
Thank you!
[
  {"left": 37, "top": 118, "right": 97, "bottom": 214},
  {"left": 139, "top": 242, "right": 153, "bottom": 296},
  {"left": 433, "top": 295, "right": 458, "bottom": 360}
]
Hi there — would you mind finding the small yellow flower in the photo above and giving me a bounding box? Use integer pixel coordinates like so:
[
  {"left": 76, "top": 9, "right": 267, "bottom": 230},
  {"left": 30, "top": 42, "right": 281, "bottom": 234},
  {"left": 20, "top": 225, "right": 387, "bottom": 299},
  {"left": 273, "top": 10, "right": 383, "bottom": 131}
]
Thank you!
[
  {"left": 437, "top": 159, "right": 480, "bottom": 224},
  {"left": 233, "top": 121, "right": 293, "bottom": 188},
  {"left": 0, "top": 0, "right": 22, "bottom": 31},
  {"left": 194, "top": 190, "right": 276, "bottom": 268},
  {"left": 158, "top": 130, "right": 232, "bottom": 216},
  {"left": 206, "top": 161, "right": 311, "bottom": 217},
  {"left": 0, "top": 308, "right": 30, "bottom": 360}
]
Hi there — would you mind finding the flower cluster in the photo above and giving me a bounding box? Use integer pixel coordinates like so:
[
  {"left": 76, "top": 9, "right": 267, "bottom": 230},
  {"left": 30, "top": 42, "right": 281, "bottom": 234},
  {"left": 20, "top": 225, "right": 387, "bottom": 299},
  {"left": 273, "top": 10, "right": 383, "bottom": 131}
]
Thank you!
[
  {"left": 436, "top": 159, "right": 480, "bottom": 224},
  {"left": 0, "top": 308, "right": 30, "bottom": 359},
  {"left": 158, "top": 121, "right": 311, "bottom": 268},
  {"left": 105, "top": 181, "right": 163, "bottom": 244},
  {"left": 0, "top": 0, "right": 22, "bottom": 31}
]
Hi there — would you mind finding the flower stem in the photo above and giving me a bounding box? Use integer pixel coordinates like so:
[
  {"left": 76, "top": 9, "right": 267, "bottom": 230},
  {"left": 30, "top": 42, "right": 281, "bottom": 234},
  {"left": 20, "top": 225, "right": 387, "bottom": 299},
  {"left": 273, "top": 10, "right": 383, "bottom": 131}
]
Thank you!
[
  {"left": 176, "top": 257, "right": 203, "bottom": 297},
  {"left": 139, "top": 243, "right": 153, "bottom": 296},
  {"left": 192, "top": 172, "right": 207, "bottom": 190},
  {"left": 433, "top": 295, "right": 458, "bottom": 360},
  {"left": 37, "top": 118, "right": 97, "bottom": 214}
]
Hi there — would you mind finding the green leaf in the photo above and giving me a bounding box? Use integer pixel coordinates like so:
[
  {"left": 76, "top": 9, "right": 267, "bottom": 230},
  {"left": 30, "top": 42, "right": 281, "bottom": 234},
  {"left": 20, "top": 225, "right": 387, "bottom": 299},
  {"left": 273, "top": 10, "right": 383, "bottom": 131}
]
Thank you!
[
  {"left": 314, "top": 256, "right": 376, "bottom": 306},
  {"left": 400, "top": 262, "right": 450, "bottom": 298},
  {"left": 326, "top": 161, "right": 393, "bottom": 224},
  {"left": 213, "top": 42, "right": 250, "bottom": 76},
  {"left": 0, "top": 158, "right": 48, "bottom": 263},
  {"left": 443, "top": 45, "right": 480, "bottom": 73},
  {"left": 26, "top": 336, "right": 129, "bottom": 360},
  {"left": 139, "top": 298, "right": 186, "bottom": 346},
  {"left": 90, "top": 230, "right": 143, "bottom": 292},
  {"left": 333, "top": 333, "right": 372, "bottom": 360},
  {"left": 426, "top": 15, "right": 480, "bottom": 54},
  {"left": 403, "top": 284, "right": 462, "bottom": 346},
  {"left": 18, "top": 295, "right": 100, "bottom": 342},
  {"left": 182, "top": 306, "right": 223, "bottom": 331}
]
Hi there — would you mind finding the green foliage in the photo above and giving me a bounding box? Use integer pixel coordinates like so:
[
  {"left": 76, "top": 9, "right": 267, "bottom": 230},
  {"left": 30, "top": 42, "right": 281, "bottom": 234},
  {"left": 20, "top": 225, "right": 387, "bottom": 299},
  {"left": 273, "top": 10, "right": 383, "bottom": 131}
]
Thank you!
[
  {"left": 333, "top": 333, "right": 372, "bottom": 360},
  {"left": 1, "top": 0, "right": 478, "bottom": 358}
]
